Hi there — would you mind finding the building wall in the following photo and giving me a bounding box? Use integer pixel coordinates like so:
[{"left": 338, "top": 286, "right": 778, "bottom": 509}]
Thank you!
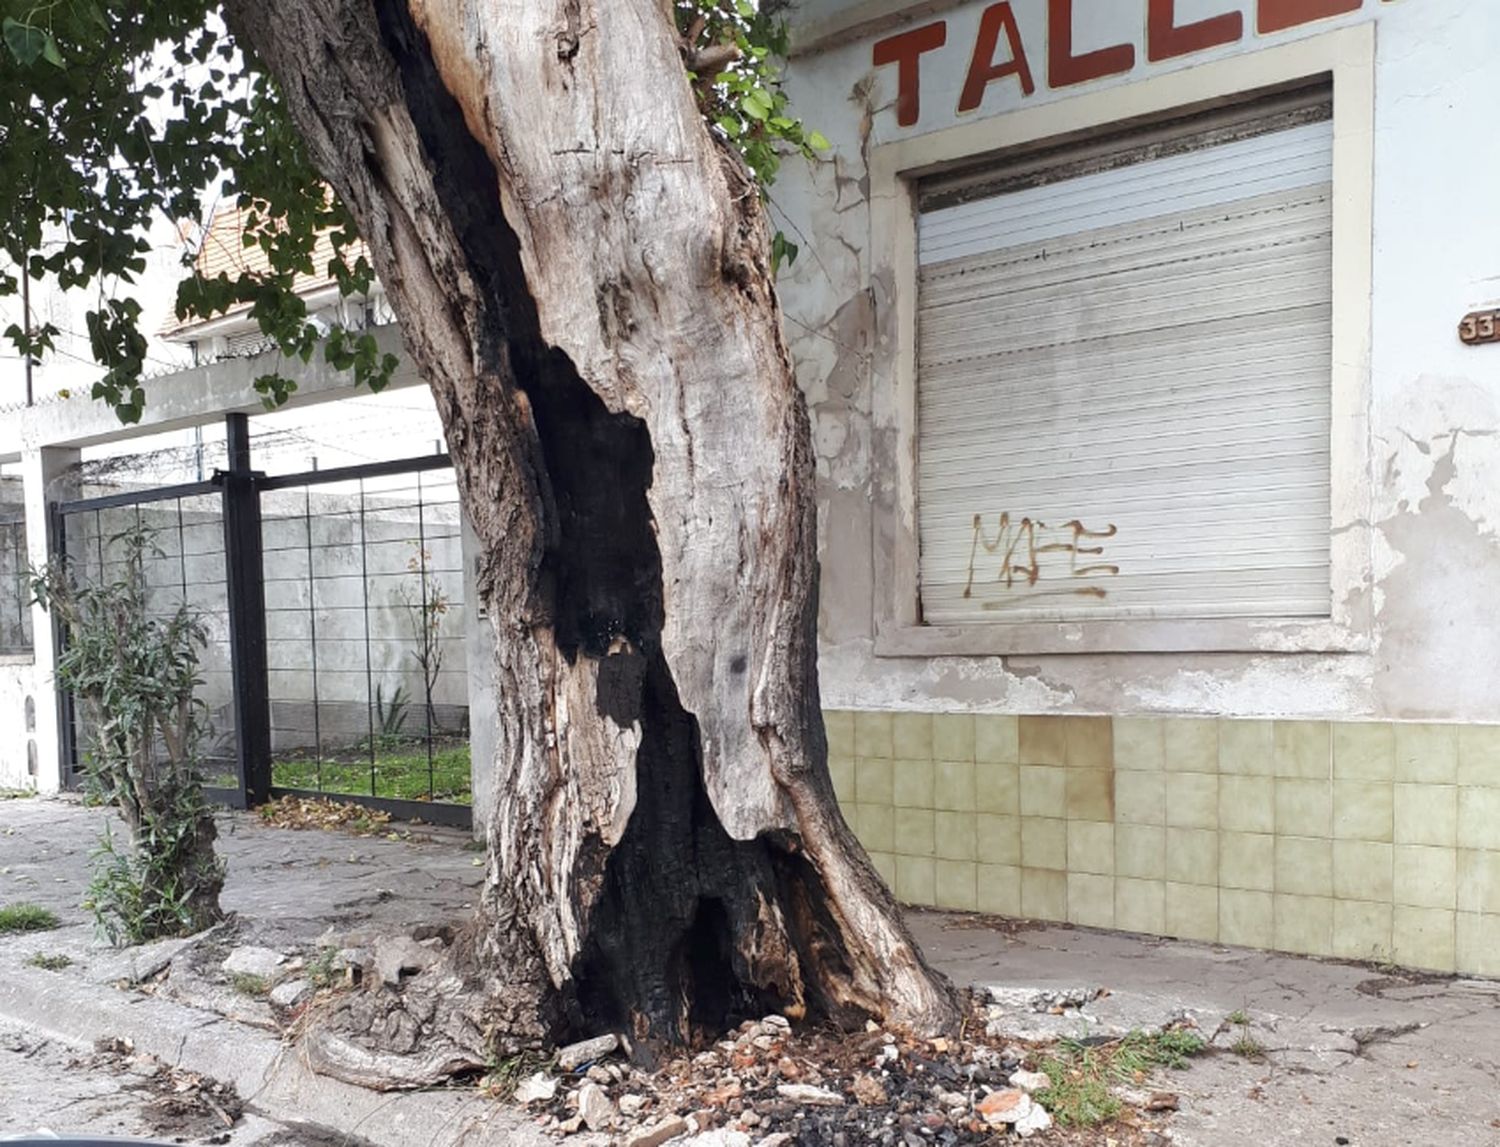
[
  {"left": 825, "top": 708, "right": 1500, "bottom": 975},
  {"left": 0, "top": 658, "right": 37, "bottom": 791},
  {"left": 780, "top": 0, "right": 1500, "bottom": 722},
  {"left": 779, "top": 0, "right": 1500, "bottom": 973}
]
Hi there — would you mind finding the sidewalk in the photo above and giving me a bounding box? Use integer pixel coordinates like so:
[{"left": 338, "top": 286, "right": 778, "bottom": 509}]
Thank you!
[{"left": 2, "top": 796, "right": 1498, "bottom": 1146}]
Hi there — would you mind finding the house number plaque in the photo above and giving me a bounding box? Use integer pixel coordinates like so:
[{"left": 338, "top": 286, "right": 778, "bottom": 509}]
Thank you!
[{"left": 1459, "top": 309, "right": 1500, "bottom": 345}]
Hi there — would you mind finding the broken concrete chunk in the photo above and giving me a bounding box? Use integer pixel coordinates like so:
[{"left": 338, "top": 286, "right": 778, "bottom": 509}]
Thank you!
[
  {"left": 514, "top": 1072, "right": 557, "bottom": 1105},
  {"left": 976, "top": 1088, "right": 1032, "bottom": 1126},
  {"left": 682, "top": 1131, "right": 750, "bottom": 1147},
  {"left": 221, "top": 946, "right": 287, "bottom": 981},
  {"left": 557, "top": 1032, "right": 619, "bottom": 1071},
  {"left": 622, "top": 1117, "right": 689, "bottom": 1147},
  {"left": 1014, "top": 1100, "right": 1053, "bottom": 1138},
  {"left": 577, "top": 1081, "right": 615, "bottom": 1131},
  {"left": 618, "top": 1093, "right": 647, "bottom": 1117},
  {"left": 1008, "top": 1069, "right": 1052, "bottom": 1093},
  {"left": 268, "top": 978, "right": 311, "bottom": 1009},
  {"left": 775, "top": 1083, "right": 844, "bottom": 1107}
]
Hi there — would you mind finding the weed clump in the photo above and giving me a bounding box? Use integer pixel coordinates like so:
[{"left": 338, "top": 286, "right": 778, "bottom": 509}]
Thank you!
[
  {"left": 0, "top": 903, "right": 60, "bottom": 934},
  {"left": 1036, "top": 1028, "right": 1206, "bottom": 1128}
]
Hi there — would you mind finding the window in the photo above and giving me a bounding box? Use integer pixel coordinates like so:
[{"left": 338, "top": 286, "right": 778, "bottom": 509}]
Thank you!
[
  {"left": 915, "top": 88, "right": 1333, "bottom": 627},
  {"left": 0, "top": 510, "right": 31, "bottom": 656}
]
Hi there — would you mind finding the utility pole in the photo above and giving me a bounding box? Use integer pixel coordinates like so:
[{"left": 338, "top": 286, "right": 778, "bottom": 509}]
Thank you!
[{"left": 19, "top": 261, "right": 33, "bottom": 407}]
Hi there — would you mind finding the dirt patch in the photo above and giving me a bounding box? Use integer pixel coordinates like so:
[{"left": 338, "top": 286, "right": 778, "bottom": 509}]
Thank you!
[
  {"left": 256, "top": 796, "right": 398, "bottom": 836},
  {"left": 920, "top": 908, "right": 1058, "bottom": 938},
  {"left": 1353, "top": 970, "right": 1454, "bottom": 998},
  {"left": 256, "top": 1124, "right": 383, "bottom": 1146},
  {"left": 88, "top": 1035, "right": 244, "bottom": 1143}
]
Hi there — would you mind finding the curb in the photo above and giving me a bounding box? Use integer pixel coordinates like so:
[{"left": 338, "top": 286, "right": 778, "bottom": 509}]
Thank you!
[{"left": 0, "top": 964, "right": 560, "bottom": 1147}]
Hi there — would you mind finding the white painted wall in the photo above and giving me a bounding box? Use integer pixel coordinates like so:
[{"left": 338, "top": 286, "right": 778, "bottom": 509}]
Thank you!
[{"left": 778, "top": 0, "right": 1500, "bottom": 720}]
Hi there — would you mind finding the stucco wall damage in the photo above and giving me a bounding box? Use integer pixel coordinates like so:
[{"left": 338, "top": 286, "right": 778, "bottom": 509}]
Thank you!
[{"left": 779, "top": 0, "right": 1500, "bottom": 721}]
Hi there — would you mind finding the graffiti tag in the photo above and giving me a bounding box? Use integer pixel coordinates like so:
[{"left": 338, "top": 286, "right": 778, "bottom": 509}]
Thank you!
[{"left": 961, "top": 512, "right": 1118, "bottom": 607}]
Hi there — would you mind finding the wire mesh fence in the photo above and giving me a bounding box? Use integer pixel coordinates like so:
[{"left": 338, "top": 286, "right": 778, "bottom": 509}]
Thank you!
[
  {"left": 46, "top": 432, "right": 472, "bottom": 816},
  {"left": 261, "top": 464, "right": 470, "bottom": 806},
  {"left": 56, "top": 489, "right": 238, "bottom": 791}
]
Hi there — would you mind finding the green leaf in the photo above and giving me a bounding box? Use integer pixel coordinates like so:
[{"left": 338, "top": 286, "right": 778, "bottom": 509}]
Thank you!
[
  {"left": 40, "top": 33, "right": 63, "bottom": 69},
  {"left": 807, "top": 130, "right": 832, "bottom": 152},
  {"left": 2, "top": 18, "right": 46, "bottom": 65}
]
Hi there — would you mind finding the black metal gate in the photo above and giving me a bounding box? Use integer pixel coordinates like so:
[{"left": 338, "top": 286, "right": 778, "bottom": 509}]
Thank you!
[{"left": 51, "top": 413, "right": 472, "bottom": 828}]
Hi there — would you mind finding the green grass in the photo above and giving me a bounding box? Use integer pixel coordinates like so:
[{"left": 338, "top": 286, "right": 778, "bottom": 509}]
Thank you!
[
  {"left": 0, "top": 903, "right": 60, "bottom": 934},
  {"left": 1231, "top": 1035, "right": 1266, "bottom": 1058},
  {"left": 25, "top": 952, "right": 73, "bottom": 971},
  {"left": 1037, "top": 1043, "right": 1123, "bottom": 1127},
  {"left": 271, "top": 741, "right": 472, "bottom": 805},
  {"left": 305, "top": 946, "right": 341, "bottom": 990},
  {"left": 1226, "top": 1009, "right": 1249, "bottom": 1026},
  {"left": 482, "top": 1050, "right": 553, "bottom": 1101},
  {"left": 229, "top": 971, "right": 270, "bottom": 996},
  {"left": 1037, "top": 1029, "right": 1207, "bottom": 1128},
  {"left": 0, "top": 788, "right": 35, "bottom": 800}
]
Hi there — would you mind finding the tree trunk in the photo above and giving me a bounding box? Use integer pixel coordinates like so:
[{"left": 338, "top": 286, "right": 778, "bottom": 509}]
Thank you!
[{"left": 225, "top": 0, "right": 959, "bottom": 1069}]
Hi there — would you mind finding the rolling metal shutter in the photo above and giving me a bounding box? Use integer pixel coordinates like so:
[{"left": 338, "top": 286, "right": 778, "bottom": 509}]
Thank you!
[{"left": 916, "top": 98, "right": 1333, "bottom": 626}]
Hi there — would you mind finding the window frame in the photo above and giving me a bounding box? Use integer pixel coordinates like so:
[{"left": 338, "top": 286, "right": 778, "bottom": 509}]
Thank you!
[
  {"left": 0, "top": 511, "right": 33, "bottom": 659},
  {"left": 868, "top": 24, "right": 1375, "bottom": 658}
]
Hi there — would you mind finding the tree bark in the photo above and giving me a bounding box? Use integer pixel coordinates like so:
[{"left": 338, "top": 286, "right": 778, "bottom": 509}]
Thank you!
[{"left": 224, "top": 0, "right": 959, "bottom": 1069}]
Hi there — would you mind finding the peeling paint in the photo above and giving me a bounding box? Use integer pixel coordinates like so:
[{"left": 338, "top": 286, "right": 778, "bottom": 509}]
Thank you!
[
  {"left": 778, "top": 0, "right": 1500, "bottom": 723},
  {"left": 1375, "top": 432, "right": 1500, "bottom": 719}
]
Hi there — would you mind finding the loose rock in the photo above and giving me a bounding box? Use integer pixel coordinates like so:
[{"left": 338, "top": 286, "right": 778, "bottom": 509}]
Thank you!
[
  {"left": 618, "top": 1093, "right": 646, "bottom": 1117},
  {"left": 976, "top": 1088, "right": 1032, "bottom": 1126},
  {"left": 851, "top": 1073, "right": 888, "bottom": 1105},
  {"left": 514, "top": 1072, "right": 557, "bottom": 1106},
  {"left": 622, "top": 1116, "right": 689, "bottom": 1147},
  {"left": 576, "top": 1081, "right": 615, "bottom": 1131},
  {"left": 1008, "top": 1069, "right": 1052, "bottom": 1093},
  {"left": 221, "top": 946, "right": 286, "bottom": 981},
  {"left": 557, "top": 1033, "right": 619, "bottom": 1072},
  {"left": 1014, "top": 1102, "right": 1053, "bottom": 1138},
  {"left": 775, "top": 1083, "right": 844, "bottom": 1107},
  {"left": 268, "top": 978, "right": 310, "bottom": 1009}
]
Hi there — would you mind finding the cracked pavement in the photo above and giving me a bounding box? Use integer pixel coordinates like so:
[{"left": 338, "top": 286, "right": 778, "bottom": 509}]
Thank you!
[
  {"left": 4, "top": 797, "right": 1500, "bottom": 1145},
  {"left": 909, "top": 912, "right": 1500, "bottom": 1145}
]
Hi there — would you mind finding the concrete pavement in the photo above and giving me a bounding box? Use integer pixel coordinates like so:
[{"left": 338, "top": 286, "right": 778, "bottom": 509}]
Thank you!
[{"left": 2, "top": 796, "right": 1498, "bottom": 1145}]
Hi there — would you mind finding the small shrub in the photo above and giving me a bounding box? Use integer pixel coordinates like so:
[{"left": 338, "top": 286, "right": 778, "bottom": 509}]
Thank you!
[
  {"left": 1226, "top": 1009, "right": 1249, "bottom": 1026},
  {"left": 25, "top": 952, "right": 72, "bottom": 971},
  {"left": 32, "top": 527, "right": 224, "bottom": 944},
  {"left": 305, "top": 945, "right": 341, "bottom": 990},
  {"left": 1231, "top": 1035, "right": 1266, "bottom": 1059},
  {"left": 0, "top": 903, "right": 60, "bottom": 934}
]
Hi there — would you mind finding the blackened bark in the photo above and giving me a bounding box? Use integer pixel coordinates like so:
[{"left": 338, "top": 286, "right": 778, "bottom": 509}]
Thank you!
[{"left": 224, "top": 0, "right": 960, "bottom": 1076}]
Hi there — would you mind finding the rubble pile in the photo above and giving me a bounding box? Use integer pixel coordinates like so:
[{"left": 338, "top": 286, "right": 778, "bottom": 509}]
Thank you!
[{"left": 506, "top": 999, "right": 1185, "bottom": 1147}]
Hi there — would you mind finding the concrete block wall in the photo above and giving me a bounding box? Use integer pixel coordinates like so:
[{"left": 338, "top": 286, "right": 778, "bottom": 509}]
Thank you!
[{"left": 826, "top": 710, "right": 1500, "bottom": 977}]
